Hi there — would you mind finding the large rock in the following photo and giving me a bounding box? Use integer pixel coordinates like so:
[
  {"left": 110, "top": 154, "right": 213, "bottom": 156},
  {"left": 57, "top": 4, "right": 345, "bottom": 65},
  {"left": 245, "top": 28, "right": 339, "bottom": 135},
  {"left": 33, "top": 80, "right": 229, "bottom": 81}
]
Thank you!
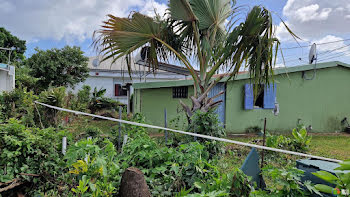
[{"left": 119, "top": 167, "right": 151, "bottom": 197}]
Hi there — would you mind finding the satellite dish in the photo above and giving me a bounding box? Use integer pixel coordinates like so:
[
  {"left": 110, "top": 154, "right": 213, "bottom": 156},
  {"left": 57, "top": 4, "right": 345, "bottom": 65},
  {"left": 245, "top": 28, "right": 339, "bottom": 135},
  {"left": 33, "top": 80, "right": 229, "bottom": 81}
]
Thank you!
[
  {"left": 135, "top": 46, "right": 150, "bottom": 64},
  {"left": 309, "top": 43, "right": 317, "bottom": 64},
  {"left": 92, "top": 58, "right": 100, "bottom": 67}
]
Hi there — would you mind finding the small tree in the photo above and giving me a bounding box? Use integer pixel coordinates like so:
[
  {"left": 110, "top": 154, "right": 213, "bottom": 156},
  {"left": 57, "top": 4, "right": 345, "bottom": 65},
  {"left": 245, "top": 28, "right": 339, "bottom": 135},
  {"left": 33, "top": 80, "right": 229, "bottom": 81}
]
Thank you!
[
  {"left": 93, "top": 0, "right": 297, "bottom": 122},
  {"left": 0, "top": 27, "right": 26, "bottom": 64},
  {"left": 26, "top": 46, "right": 89, "bottom": 92}
]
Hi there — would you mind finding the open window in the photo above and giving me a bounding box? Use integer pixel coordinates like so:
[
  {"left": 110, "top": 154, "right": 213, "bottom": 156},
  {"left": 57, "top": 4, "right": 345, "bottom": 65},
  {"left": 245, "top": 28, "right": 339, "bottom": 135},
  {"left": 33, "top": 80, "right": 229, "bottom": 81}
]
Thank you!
[
  {"left": 254, "top": 85, "right": 264, "bottom": 108},
  {"left": 172, "top": 86, "right": 188, "bottom": 98},
  {"left": 114, "top": 84, "right": 128, "bottom": 96},
  {"left": 244, "top": 84, "right": 276, "bottom": 110}
]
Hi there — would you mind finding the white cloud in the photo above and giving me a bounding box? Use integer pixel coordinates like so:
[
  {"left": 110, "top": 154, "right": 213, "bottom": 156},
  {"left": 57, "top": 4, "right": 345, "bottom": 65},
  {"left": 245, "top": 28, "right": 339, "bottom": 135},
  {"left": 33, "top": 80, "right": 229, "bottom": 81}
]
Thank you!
[
  {"left": 0, "top": 0, "right": 167, "bottom": 43},
  {"left": 277, "top": 0, "right": 350, "bottom": 42},
  {"left": 312, "top": 35, "right": 350, "bottom": 58},
  {"left": 313, "top": 35, "right": 349, "bottom": 53},
  {"left": 140, "top": 0, "right": 168, "bottom": 17},
  {"left": 294, "top": 4, "right": 332, "bottom": 22}
]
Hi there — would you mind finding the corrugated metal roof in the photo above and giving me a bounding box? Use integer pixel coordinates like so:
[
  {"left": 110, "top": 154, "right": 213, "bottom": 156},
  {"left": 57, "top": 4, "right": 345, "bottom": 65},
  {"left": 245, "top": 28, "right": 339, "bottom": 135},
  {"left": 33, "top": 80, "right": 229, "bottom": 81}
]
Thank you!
[
  {"left": 88, "top": 56, "right": 183, "bottom": 74},
  {"left": 88, "top": 56, "right": 141, "bottom": 71},
  {"left": 133, "top": 61, "right": 350, "bottom": 89}
]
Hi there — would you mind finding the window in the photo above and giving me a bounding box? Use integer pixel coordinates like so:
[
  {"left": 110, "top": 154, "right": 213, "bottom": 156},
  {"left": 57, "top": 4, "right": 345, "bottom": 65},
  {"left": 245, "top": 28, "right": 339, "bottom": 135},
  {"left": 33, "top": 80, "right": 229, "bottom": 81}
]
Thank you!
[
  {"left": 172, "top": 86, "right": 188, "bottom": 98},
  {"left": 244, "top": 84, "right": 276, "bottom": 110},
  {"left": 114, "top": 84, "right": 128, "bottom": 96}
]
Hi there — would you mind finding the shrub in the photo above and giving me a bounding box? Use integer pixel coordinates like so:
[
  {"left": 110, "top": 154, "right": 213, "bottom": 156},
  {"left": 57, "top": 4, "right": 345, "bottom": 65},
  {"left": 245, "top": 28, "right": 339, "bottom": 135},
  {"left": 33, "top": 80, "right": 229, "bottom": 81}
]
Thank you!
[
  {"left": 119, "top": 133, "right": 220, "bottom": 196},
  {"left": 38, "top": 87, "right": 67, "bottom": 127},
  {"left": 84, "top": 126, "right": 102, "bottom": 138},
  {"left": 245, "top": 126, "right": 262, "bottom": 134},
  {"left": 266, "top": 126, "right": 312, "bottom": 153},
  {"left": 0, "top": 88, "right": 38, "bottom": 126},
  {"left": 251, "top": 166, "right": 321, "bottom": 197},
  {"left": 63, "top": 138, "right": 121, "bottom": 196},
  {"left": 88, "top": 87, "right": 120, "bottom": 114},
  {"left": 312, "top": 159, "right": 350, "bottom": 196},
  {"left": 0, "top": 119, "right": 68, "bottom": 195},
  {"left": 187, "top": 110, "right": 226, "bottom": 156},
  {"left": 193, "top": 168, "right": 252, "bottom": 197},
  {"left": 68, "top": 85, "right": 92, "bottom": 112}
]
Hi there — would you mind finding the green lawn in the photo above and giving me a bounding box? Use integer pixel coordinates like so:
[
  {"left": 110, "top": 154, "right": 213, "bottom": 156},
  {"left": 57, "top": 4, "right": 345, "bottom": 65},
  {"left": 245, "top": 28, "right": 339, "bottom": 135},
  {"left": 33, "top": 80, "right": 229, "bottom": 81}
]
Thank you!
[{"left": 309, "top": 134, "right": 350, "bottom": 160}]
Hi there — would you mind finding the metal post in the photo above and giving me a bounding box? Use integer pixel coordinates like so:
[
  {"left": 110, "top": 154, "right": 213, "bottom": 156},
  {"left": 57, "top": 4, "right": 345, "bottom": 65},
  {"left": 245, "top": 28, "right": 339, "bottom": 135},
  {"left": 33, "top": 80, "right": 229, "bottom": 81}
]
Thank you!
[
  {"left": 127, "top": 86, "right": 130, "bottom": 114},
  {"left": 62, "top": 136, "right": 67, "bottom": 155},
  {"left": 164, "top": 108, "right": 168, "bottom": 144},
  {"left": 122, "top": 134, "right": 128, "bottom": 152},
  {"left": 85, "top": 137, "right": 92, "bottom": 162},
  {"left": 260, "top": 118, "right": 267, "bottom": 169},
  {"left": 118, "top": 107, "right": 122, "bottom": 150}
]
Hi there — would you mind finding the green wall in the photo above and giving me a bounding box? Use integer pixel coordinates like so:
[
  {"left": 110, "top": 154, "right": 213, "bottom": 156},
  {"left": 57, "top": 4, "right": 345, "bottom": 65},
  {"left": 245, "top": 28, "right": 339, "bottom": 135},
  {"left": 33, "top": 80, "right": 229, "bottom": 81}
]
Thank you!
[
  {"left": 226, "top": 66, "right": 350, "bottom": 133},
  {"left": 135, "top": 66, "right": 350, "bottom": 133},
  {"left": 134, "top": 86, "right": 193, "bottom": 130}
]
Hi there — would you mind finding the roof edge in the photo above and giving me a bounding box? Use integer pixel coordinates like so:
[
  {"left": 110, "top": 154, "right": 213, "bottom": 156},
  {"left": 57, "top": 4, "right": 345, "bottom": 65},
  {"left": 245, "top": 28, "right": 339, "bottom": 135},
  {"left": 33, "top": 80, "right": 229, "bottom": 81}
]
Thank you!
[{"left": 133, "top": 61, "right": 350, "bottom": 89}]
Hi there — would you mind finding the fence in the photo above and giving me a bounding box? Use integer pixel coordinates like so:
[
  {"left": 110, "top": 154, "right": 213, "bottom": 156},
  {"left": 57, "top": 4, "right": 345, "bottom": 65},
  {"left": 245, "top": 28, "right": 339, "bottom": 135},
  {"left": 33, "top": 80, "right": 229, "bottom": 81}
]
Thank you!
[{"left": 34, "top": 101, "right": 342, "bottom": 163}]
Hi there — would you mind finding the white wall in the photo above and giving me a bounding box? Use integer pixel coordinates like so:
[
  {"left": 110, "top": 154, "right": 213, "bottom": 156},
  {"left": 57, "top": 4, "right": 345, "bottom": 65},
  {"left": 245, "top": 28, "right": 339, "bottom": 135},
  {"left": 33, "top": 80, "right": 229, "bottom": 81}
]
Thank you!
[
  {"left": 0, "top": 71, "right": 8, "bottom": 92},
  {"left": 69, "top": 70, "right": 187, "bottom": 105},
  {"left": 0, "top": 68, "right": 15, "bottom": 92}
]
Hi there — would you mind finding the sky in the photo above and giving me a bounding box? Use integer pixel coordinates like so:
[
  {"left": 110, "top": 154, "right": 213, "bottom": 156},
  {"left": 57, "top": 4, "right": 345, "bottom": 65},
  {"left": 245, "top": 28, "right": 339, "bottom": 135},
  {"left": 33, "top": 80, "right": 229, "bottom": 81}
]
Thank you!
[{"left": 1, "top": 0, "right": 350, "bottom": 67}]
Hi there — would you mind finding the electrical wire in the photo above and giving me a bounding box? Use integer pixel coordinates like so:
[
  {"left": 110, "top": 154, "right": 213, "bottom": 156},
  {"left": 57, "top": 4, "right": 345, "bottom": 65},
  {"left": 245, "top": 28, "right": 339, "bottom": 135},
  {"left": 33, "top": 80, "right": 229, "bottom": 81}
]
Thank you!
[
  {"left": 318, "top": 51, "right": 350, "bottom": 62},
  {"left": 277, "top": 42, "right": 350, "bottom": 65},
  {"left": 281, "top": 38, "right": 350, "bottom": 50}
]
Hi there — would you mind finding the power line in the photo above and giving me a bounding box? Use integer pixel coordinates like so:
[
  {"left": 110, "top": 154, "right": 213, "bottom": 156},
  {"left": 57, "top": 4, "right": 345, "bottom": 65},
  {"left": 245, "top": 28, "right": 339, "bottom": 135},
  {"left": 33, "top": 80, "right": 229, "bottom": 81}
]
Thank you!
[
  {"left": 317, "top": 42, "right": 350, "bottom": 56},
  {"left": 318, "top": 51, "right": 350, "bottom": 62},
  {"left": 277, "top": 42, "right": 350, "bottom": 64},
  {"left": 281, "top": 38, "right": 350, "bottom": 50}
]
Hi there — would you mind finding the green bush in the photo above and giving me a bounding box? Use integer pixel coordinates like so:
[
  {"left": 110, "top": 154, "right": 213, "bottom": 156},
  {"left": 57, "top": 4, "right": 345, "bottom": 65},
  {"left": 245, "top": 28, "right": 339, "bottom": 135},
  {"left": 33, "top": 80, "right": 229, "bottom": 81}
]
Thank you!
[
  {"left": 192, "top": 168, "right": 252, "bottom": 197},
  {"left": 62, "top": 138, "right": 121, "bottom": 197},
  {"left": 187, "top": 110, "right": 226, "bottom": 156},
  {"left": 251, "top": 166, "right": 321, "bottom": 197},
  {"left": 0, "top": 88, "right": 38, "bottom": 126},
  {"left": 88, "top": 87, "right": 120, "bottom": 114},
  {"left": 119, "top": 133, "right": 220, "bottom": 196},
  {"left": 37, "top": 87, "right": 67, "bottom": 127},
  {"left": 312, "top": 159, "right": 350, "bottom": 196},
  {"left": 0, "top": 119, "right": 68, "bottom": 195},
  {"left": 266, "top": 126, "right": 312, "bottom": 153}
]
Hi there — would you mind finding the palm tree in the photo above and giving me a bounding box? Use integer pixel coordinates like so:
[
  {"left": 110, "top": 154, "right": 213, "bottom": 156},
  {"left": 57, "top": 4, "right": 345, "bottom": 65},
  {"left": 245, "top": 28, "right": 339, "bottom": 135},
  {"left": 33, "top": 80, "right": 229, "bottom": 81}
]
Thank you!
[{"left": 93, "top": 0, "right": 296, "bottom": 121}]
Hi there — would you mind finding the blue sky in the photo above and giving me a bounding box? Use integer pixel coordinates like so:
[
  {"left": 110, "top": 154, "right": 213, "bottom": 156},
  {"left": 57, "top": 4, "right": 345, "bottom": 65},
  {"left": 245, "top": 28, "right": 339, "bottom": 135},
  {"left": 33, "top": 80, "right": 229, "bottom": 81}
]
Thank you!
[{"left": 1, "top": 0, "right": 350, "bottom": 67}]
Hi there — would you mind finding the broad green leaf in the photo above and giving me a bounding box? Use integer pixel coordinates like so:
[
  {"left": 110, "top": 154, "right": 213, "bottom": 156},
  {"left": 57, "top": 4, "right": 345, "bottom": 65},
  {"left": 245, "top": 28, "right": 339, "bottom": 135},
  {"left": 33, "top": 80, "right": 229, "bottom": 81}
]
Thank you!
[
  {"left": 312, "top": 171, "right": 338, "bottom": 184},
  {"left": 314, "top": 184, "right": 334, "bottom": 194},
  {"left": 334, "top": 161, "right": 350, "bottom": 171}
]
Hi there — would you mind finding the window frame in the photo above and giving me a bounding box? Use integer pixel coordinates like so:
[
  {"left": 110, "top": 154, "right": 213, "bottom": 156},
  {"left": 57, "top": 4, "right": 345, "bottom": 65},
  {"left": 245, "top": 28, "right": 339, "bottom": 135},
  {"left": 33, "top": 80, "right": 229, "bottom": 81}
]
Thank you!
[
  {"left": 114, "top": 84, "right": 128, "bottom": 97},
  {"left": 172, "top": 86, "right": 188, "bottom": 99}
]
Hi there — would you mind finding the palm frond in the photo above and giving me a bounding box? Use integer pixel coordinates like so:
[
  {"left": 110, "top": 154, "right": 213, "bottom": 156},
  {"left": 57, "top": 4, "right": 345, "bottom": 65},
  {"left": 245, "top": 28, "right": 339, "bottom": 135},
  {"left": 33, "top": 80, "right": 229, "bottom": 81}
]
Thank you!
[{"left": 93, "top": 12, "right": 200, "bottom": 84}]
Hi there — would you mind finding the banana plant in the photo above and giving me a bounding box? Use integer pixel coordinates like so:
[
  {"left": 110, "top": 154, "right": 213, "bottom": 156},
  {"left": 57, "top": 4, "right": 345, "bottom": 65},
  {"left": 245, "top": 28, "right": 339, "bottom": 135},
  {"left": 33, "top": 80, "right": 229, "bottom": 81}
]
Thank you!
[
  {"left": 312, "top": 160, "right": 350, "bottom": 196},
  {"left": 93, "top": 0, "right": 298, "bottom": 121},
  {"left": 292, "top": 127, "right": 312, "bottom": 152}
]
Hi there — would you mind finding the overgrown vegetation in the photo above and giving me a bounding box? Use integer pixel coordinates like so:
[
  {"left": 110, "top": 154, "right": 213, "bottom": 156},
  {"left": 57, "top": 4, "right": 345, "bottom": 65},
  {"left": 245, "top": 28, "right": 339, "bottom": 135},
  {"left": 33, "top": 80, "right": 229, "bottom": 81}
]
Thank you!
[
  {"left": 313, "top": 160, "right": 350, "bottom": 196},
  {"left": 0, "top": 119, "right": 67, "bottom": 196},
  {"left": 266, "top": 125, "right": 312, "bottom": 153}
]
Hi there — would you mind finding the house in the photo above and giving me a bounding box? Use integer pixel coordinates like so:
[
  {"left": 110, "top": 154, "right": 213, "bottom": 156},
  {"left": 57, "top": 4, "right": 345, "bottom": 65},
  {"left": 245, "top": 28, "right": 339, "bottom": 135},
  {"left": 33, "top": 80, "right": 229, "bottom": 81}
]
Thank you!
[
  {"left": 70, "top": 56, "right": 192, "bottom": 112},
  {"left": 133, "top": 61, "right": 350, "bottom": 133},
  {"left": 0, "top": 63, "right": 15, "bottom": 92}
]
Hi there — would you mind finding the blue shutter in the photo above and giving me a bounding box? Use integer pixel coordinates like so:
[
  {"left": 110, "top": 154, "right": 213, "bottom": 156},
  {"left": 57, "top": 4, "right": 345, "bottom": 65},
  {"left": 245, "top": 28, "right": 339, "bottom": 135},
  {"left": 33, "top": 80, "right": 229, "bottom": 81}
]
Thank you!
[
  {"left": 209, "top": 83, "right": 226, "bottom": 125},
  {"left": 244, "top": 84, "right": 254, "bottom": 110},
  {"left": 263, "top": 84, "right": 276, "bottom": 109}
]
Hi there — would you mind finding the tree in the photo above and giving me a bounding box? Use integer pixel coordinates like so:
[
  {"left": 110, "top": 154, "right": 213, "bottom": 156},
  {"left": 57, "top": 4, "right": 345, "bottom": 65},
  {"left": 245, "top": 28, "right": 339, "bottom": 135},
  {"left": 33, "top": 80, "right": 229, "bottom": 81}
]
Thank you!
[
  {"left": 94, "top": 0, "right": 297, "bottom": 121},
  {"left": 0, "top": 27, "right": 26, "bottom": 64},
  {"left": 26, "top": 46, "right": 89, "bottom": 91}
]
